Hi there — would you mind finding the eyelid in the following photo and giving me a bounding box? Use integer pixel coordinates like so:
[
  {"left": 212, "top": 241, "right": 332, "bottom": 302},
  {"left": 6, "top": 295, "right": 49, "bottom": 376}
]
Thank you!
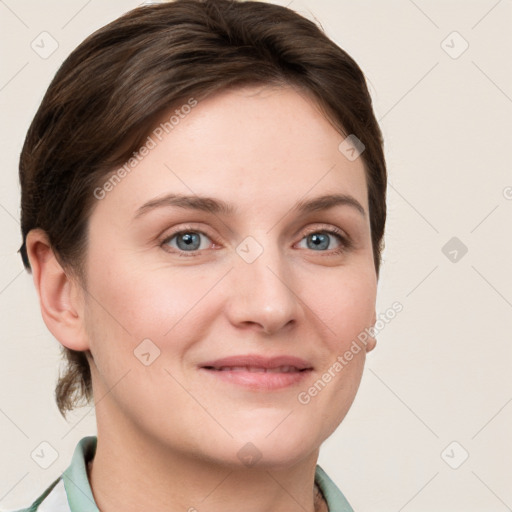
[
  {"left": 297, "top": 223, "right": 352, "bottom": 252},
  {"left": 159, "top": 223, "right": 217, "bottom": 247},
  {"left": 299, "top": 223, "right": 348, "bottom": 239}
]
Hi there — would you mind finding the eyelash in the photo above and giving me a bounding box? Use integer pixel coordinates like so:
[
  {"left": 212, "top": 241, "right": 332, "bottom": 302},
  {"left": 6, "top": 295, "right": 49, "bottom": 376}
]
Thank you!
[{"left": 160, "top": 224, "right": 352, "bottom": 258}]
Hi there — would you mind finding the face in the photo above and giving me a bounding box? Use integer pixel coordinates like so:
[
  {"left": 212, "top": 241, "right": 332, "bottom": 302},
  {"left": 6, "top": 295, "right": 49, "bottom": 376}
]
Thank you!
[{"left": 81, "top": 85, "right": 377, "bottom": 468}]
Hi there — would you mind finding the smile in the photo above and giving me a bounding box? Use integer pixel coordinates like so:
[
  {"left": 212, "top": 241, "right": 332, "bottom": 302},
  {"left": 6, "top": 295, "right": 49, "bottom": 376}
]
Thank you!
[{"left": 199, "top": 355, "right": 313, "bottom": 390}]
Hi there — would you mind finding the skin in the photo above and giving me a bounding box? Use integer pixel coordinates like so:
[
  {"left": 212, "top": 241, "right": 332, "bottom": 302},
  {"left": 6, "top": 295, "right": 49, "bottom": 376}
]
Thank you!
[{"left": 27, "top": 84, "right": 377, "bottom": 512}]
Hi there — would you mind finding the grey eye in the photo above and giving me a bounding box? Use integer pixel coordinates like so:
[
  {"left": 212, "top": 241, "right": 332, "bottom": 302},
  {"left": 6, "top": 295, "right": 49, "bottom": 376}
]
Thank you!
[{"left": 165, "top": 231, "right": 210, "bottom": 252}]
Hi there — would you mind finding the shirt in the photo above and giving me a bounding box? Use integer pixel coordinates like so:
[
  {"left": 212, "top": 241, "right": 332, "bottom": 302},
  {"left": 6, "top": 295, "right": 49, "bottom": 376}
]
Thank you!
[{"left": 12, "top": 436, "right": 354, "bottom": 512}]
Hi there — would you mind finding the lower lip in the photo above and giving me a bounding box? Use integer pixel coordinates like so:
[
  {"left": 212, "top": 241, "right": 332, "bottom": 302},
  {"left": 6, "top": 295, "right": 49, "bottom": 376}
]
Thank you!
[{"left": 199, "top": 368, "right": 312, "bottom": 390}]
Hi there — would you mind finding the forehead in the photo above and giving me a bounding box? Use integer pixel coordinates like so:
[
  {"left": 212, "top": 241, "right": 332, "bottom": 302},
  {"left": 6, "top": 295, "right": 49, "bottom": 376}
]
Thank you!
[{"left": 92, "top": 85, "right": 368, "bottom": 222}]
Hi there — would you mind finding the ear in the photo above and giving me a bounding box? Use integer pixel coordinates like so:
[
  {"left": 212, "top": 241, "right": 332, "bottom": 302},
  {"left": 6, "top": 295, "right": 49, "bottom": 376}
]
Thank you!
[
  {"left": 365, "top": 310, "right": 377, "bottom": 353},
  {"left": 25, "top": 229, "right": 89, "bottom": 351}
]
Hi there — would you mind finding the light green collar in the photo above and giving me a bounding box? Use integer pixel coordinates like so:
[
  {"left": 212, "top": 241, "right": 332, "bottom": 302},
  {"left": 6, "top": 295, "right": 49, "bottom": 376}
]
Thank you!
[
  {"left": 62, "top": 436, "right": 99, "bottom": 512},
  {"left": 61, "top": 436, "right": 353, "bottom": 512}
]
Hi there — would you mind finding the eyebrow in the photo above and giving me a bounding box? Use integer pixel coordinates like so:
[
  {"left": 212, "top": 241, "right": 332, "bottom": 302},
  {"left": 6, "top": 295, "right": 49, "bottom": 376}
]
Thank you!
[{"left": 134, "top": 192, "right": 366, "bottom": 219}]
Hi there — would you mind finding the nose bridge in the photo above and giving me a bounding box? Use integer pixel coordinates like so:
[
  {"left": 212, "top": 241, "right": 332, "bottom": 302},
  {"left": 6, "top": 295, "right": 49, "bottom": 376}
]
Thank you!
[{"left": 227, "top": 234, "right": 299, "bottom": 333}]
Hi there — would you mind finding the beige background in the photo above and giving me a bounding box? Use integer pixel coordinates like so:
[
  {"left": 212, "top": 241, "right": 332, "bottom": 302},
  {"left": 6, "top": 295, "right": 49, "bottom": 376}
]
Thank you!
[{"left": 1, "top": 1, "right": 511, "bottom": 511}]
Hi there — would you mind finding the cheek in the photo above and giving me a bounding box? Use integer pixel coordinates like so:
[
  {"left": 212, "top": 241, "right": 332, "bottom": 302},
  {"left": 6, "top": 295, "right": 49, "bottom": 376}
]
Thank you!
[
  {"left": 309, "top": 265, "right": 377, "bottom": 348},
  {"left": 86, "top": 253, "right": 212, "bottom": 340}
]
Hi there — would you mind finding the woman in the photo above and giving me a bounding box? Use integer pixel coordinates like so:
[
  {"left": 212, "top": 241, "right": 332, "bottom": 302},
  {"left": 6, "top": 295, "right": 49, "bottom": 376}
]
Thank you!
[{"left": 16, "top": 0, "right": 387, "bottom": 510}]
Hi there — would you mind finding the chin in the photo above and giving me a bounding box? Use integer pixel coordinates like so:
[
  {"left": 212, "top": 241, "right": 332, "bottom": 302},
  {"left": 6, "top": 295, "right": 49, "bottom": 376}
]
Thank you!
[
  {"left": 225, "top": 424, "right": 325, "bottom": 470},
  {"left": 204, "top": 441, "right": 317, "bottom": 472}
]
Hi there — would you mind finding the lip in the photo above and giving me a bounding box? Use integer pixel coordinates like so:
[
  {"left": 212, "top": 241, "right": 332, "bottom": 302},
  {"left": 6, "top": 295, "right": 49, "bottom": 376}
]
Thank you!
[{"left": 198, "top": 354, "right": 313, "bottom": 391}]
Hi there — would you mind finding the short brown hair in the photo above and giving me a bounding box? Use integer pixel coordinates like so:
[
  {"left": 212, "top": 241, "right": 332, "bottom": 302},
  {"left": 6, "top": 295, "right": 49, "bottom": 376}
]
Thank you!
[{"left": 19, "top": 0, "right": 387, "bottom": 416}]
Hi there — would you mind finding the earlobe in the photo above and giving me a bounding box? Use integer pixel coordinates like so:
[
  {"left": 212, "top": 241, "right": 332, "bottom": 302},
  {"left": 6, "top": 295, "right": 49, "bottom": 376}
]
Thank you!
[
  {"left": 26, "top": 229, "right": 89, "bottom": 351},
  {"left": 365, "top": 310, "right": 377, "bottom": 353}
]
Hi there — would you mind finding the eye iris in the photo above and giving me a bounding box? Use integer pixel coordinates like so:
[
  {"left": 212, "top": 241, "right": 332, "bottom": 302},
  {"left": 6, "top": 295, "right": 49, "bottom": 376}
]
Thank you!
[
  {"left": 170, "top": 231, "right": 337, "bottom": 252},
  {"left": 177, "top": 232, "right": 201, "bottom": 251},
  {"left": 308, "top": 233, "right": 329, "bottom": 250}
]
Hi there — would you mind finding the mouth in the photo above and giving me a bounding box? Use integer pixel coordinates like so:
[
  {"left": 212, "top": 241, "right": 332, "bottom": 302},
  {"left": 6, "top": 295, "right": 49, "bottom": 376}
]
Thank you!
[
  {"left": 199, "top": 355, "right": 313, "bottom": 390},
  {"left": 204, "top": 365, "right": 307, "bottom": 373}
]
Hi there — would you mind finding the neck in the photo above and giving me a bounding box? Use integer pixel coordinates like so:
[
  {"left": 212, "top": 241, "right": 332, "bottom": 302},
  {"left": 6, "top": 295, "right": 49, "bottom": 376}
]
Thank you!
[{"left": 89, "top": 415, "right": 325, "bottom": 512}]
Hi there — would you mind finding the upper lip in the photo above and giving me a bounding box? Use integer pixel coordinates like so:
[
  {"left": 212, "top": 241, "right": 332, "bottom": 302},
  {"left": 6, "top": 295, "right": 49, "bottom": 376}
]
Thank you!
[{"left": 199, "top": 354, "right": 313, "bottom": 371}]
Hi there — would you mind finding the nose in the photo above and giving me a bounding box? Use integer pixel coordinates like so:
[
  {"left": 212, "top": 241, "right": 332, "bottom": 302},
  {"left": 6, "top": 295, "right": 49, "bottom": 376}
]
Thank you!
[{"left": 224, "top": 239, "right": 301, "bottom": 335}]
